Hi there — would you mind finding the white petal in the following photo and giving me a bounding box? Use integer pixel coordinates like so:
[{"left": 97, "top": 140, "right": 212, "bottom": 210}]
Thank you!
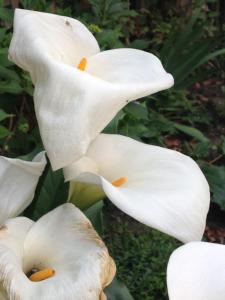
[
  {"left": 0, "top": 217, "right": 33, "bottom": 298},
  {"left": 0, "top": 152, "right": 46, "bottom": 224},
  {"left": 9, "top": 10, "right": 173, "bottom": 171},
  {"left": 64, "top": 156, "right": 99, "bottom": 181},
  {"left": 9, "top": 9, "right": 99, "bottom": 73},
  {"left": 8, "top": 9, "right": 101, "bottom": 170},
  {"left": 65, "top": 134, "right": 210, "bottom": 242},
  {"left": 86, "top": 48, "right": 174, "bottom": 98},
  {"left": 167, "top": 242, "right": 225, "bottom": 300},
  {"left": 7, "top": 204, "right": 115, "bottom": 300}
]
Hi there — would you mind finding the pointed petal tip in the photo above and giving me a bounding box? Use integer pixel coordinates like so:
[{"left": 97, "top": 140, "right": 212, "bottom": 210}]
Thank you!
[
  {"left": 0, "top": 152, "right": 47, "bottom": 223},
  {"left": 33, "top": 150, "right": 46, "bottom": 161},
  {"left": 72, "top": 134, "right": 210, "bottom": 243},
  {"left": 166, "top": 73, "right": 175, "bottom": 88}
]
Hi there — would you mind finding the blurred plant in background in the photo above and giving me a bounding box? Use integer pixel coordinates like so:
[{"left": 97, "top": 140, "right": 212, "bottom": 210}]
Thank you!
[{"left": 0, "top": 0, "right": 224, "bottom": 299}]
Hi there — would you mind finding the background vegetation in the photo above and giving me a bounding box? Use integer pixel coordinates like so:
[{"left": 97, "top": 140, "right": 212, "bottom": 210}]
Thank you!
[{"left": 0, "top": 0, "right": 224, "bottom": 299}]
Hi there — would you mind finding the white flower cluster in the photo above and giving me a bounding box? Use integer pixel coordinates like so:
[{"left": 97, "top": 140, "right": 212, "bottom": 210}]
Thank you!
[{"left": 0, "top": 8, "right": 220, "bottom": 300}]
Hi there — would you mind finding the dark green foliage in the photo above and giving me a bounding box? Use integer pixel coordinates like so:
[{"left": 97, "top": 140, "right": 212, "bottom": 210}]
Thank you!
[
  {"left": 27, "top": 166, "right": 69, "bottom": 220},
  {"left": 160, "top": 20, "right": 225, "bottom": 90},
  {"left": 0, "top": 124, "right": 10, "bottom": 138},
  {"left": 23, "top": 155, "right": 69, "bottom": 220},
  {"left": 84, "top": 200, "right": 104, "bottom": 235},
  {"left": 104, "top": 205, "right": 180, "bottom": 300},
  {"left": 105, "top": 278, "right": 134, "bottom": 300},
  {"left": 202, "top": 164, "right": 225, "bottom": 210}
]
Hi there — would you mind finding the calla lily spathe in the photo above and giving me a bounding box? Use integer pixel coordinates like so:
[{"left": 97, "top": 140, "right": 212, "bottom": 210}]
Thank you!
[
  {"left": 0, "top": 204, "right": 116, "bottom": 300},
  {"left": 64, "top": 134, "right": 210, "bottom": 243},
  {"left": 9, "top": 9, "right": 174, "bottom": 171},
  {"left": 0, "top": 152, "right": 46, "bottom": 224},
  {"left": 167, "top": 242, "right": 225, "bottom": 300}
]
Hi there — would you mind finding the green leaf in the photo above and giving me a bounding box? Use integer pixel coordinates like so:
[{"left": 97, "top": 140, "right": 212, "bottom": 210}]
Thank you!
[
  {"left": 191, "top": 142, "right": 212, "bottom": 159},
  {"left": 104, "top": 110, "right": 125, "bottom": 134},
  {"left": 195, "top": 48, "right": 225, "bottom": 70},
  {"left": 84, "top": 200, "right": 104, "bottom": 235},
  {"left": 19, "top": 144, "right": 43, "bottom": 161},
  {"left": 161, "top": 2, "right": 204, "bottom": 67},
  {"left": 0, "top": 66, "right": 20, "bottom": 81},
  {"left": 202, "top": 164, "right": 225, "bottom": 210},
  {"left": 160, "top": 2, "right": 224, "bottom": 90},
  {"left": 0, "top": 28, "right": 6, "bottom": 43},
  {"left": 96, "top": 29, "right": 123, "bottom": 49},
  {"left": 0, "top": 81, "right": 23, "bottom": 94},
  {"left": 0, "top": 125, "right": 10, "bottom": 138},
  {"left": 25, "top": 165, "right": 69, "bottom": 220},
  {"left": 105, "top": 278, "right": 134, "bottom": 300},
  {"left": 0, "top": 109, "right": 13, "bottom": 122},
  {"left": 128, "top": 39, "right": 150, "bottom": 50},
  {"left": 124, "top": 102, "right": 148, "bottom": 120},
  {"left": 0, "top": 55, "right": 12, "bottom": 68},
  {"left": 0, "top": 49, "right": 13, "bottom": 67},
  {"left": 173, "top": 41, "right": 211, "bottom": 85},
  {"left": 174, "top": 123, "right": 209, "bottom": 143},
  {"left": 0, "top": 8, "right": 13, "bottom": 22}
]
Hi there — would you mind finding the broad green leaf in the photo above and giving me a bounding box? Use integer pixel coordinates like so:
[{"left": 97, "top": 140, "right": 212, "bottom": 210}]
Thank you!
[
  {"left": 124, "top": 102, "right": 148, "bottom": 120},
  {"left": 25, "top": 165, "right": 69, "bottom": 220},
  {"left": 0, "top": 81, "right": 23, "bottom": 94},
  {"left": 0, "top": 28, "right": 6, "bottom": 43},
  {"left": 202, "top": 164, "right": 225, "bottom": 210},
  {"left": 0, "top": 8, "right": 13, "bottom": 22},
  {"left": 129, "top": 39, "right": 150, "bottom": 50},
  {"left": 0, "top": 49, "right": 13, "bottom": 67},
  {"left": 0, "top": 125, "right": 10, "bottom": 138},
  {"left": 105, "top": 278, "right": 134, "bottom": 300},
  {"left": 19, "top": 144, "right": 44, "bottom": 161},
  {"left": 0, "top": 66, "right": 20, "bottom": 81},
  {"left": 174, "top": 123, "right": 209, "bottom": 143},
  {"left": 0, "top": 109, "right": 13, "bottom": 122},
  {"left": 104, "top": 110, "right": 125, "bottom": 134},
  {"left": 120, "top": 123, "right": 149, "bottom": 141},
  {"left": 84, "top": 200, "right": 104, "bottom": 235},
  {"left": 96, "top": 29, "right": 123, "bottom": 49}
]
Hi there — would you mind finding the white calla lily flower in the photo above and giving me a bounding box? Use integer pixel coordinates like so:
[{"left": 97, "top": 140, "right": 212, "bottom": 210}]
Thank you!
[
  {"left": 9, "top": 9, "right": 174, "bottom": 170},
  {"left": 64, "top": 134, "right": 210, "bottom": 243},
  {"left": 0, "top": 152, "right": 46, "bottom": 225},
  {"left": 0, "top": 204, "right": 115, "bottom": 300},
  {"left": 167, "top": 241, "right": 225, "bottom": 300}
]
